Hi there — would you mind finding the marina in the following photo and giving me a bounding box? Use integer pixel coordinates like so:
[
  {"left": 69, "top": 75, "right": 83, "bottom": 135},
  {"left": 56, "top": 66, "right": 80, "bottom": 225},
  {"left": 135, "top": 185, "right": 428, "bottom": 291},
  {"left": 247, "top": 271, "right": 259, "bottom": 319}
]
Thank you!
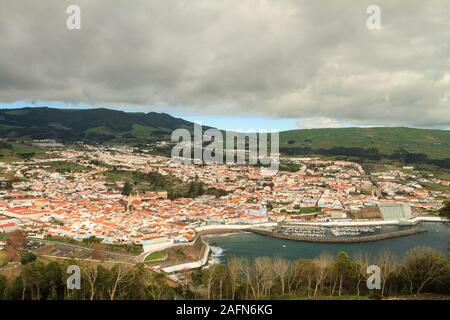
[{"left": 206, "top": 222, "right": 450, "bottom": 262}]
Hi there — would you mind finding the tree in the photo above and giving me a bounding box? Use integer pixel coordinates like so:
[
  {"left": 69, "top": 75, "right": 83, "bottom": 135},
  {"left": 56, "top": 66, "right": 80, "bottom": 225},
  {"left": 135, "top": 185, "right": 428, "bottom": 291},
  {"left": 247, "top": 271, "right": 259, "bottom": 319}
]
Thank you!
[
  {"left": 121, "top": 181, "right": 133, "bottom": 196},
  {"left": 0, "top": 274, "right": 7, "bottom": 298},
  {"left": 204, "top": 265, "right": 216, "bottom": 299},
  {"left": 6, "top": 230, "right": 27, "bottom": 262},
  {"left": 147, "top": 271, "right": 173, "bottom": 300},
  {"left": 240, "top": 258, "right": 257, "bottom": 299},
  {"left": 107, "top": 263, "right": 134, "bottom": 300},
  {"left": 123, "top": 263, "right": 147, "bottom": 300},
  {"left": 332, "top": 252, "right": 355, "bottom": 296},
  {"left": 312, "top": 253, "right": 333, "bottom": 298},
  {"left": 272, "top": 257, "right": 289, "bottom": 295},
  {"left": 21, "top": 261, "right": 46, "bottom": 300},
  {"left": 294, "top": 259, "right": 317, "bottom": 297},
  {"left": 254, "top": 257, "right": 275, "bottom": 298},
  {"left": 21, "top": 252, "right": 37, "bottom": 265},
  {"left": 81, "top": 262, "right": 98, "bottom": 300},
  {"left": 439, "top": 200, "right": 450, "bottom": 220},
  {"left": 6, "top": 230, "right": 26, "bottom": 248},
  {"left": 376, "top": 249, "right": 398, "bottom": 297},
  {"left": 213, "top": 264, "right": 227, "bottom": 299},
  {"left": 401, "top": 247, "right": 447, "bottom": 296},
  {"left": 227, "top": 256, "right": 241, "bottom": 300},
  {"left": 187, "top": 176, "right": 204, "bottom": 198},
  {"left": 353, "top": 252, "right": 370, "bottom": 296},
  {"left": 44, "top": 261, "right": 63, "bottom": 300}
]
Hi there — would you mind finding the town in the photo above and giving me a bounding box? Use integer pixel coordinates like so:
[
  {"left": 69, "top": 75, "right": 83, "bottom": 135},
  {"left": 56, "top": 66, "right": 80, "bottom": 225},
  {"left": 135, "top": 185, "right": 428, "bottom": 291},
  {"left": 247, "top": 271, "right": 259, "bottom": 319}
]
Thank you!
[{"left": 1, "top": 143, "right": 448, "bottom": 262}]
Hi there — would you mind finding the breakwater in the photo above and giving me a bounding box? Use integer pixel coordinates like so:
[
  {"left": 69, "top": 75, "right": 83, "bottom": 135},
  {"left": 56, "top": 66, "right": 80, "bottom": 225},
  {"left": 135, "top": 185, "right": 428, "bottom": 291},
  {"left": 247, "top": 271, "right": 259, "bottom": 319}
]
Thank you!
[{"left": 248, "top": 227, "right": 427, "bottom": 243}]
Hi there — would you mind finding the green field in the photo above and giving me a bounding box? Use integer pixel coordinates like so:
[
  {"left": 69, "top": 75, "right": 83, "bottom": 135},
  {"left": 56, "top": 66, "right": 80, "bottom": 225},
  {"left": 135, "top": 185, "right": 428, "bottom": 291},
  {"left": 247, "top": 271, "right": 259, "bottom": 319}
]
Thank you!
[
  {"left": 103, "top": 169, "right": 153, "bottom": 191},
  {"left": 0, "top": 142, "right": 44, "bottom": 162},
  {"left": 421, "top": 182, "right": 450, "bottom": 191},
  {"left": 40, "top": 161, "right": 89, "bottom": 173},
  {"left": 285, "top": 207, "right": 320, "bottom": 215},
  {"left": 144, "top": 250, "right": 168, "bottom": 263}
]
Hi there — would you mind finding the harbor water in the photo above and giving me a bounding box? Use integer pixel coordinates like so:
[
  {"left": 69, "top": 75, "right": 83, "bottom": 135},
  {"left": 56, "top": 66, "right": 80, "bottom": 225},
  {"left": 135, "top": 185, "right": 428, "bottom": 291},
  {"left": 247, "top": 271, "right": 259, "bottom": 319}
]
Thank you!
[{"left": 206, "top": 222, "right": 450, "bottom": 262}]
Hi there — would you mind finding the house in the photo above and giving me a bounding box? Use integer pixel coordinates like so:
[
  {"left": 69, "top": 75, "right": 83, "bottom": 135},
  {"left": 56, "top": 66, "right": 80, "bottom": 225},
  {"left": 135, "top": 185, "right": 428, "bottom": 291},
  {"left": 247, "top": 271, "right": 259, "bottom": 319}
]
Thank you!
[{"left": 0, "top": 222, "right": 18, "bottom": 233}]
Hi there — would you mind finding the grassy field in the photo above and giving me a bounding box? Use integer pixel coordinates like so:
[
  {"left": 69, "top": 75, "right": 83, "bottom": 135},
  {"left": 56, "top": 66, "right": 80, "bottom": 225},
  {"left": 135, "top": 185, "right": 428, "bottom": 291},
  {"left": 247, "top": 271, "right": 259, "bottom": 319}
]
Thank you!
[
  {"left": 296, "top": 207, "right": 320, "bottom": 214},
  {"left": 40, "top": 160, "right": 89, "bottom": 173},
  {"left": 421, "top": 182, "right": 450, "bottom": 191},
  {"left": 283, "top": 207, "right": 320, "bottom": 215},
  {"left": 103, "top": 169, "right": 154, "bottom": 192},
  {"left": 144, "top": 250, "right": 168, "bottom": 264},
  {"left": 0, "top": 142, "right": 44, "bottom": 162},
  {"left": 363, "top": 159, "right": 450, "bottom": 180}
]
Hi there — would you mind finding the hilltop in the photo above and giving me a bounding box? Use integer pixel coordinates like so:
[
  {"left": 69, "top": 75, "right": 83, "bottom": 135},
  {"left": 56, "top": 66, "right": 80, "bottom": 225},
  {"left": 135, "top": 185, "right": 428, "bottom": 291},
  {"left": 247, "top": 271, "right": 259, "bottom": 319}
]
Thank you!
[{"left": 280, "top": 127, "right": 450, "bottom": 161}]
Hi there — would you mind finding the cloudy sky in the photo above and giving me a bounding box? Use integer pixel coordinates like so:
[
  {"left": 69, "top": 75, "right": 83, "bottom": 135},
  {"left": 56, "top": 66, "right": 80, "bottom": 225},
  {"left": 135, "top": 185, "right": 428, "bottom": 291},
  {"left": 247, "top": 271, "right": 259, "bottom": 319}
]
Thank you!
[{"left": 0, "top": 0, "right": 449, "bottom": 130}]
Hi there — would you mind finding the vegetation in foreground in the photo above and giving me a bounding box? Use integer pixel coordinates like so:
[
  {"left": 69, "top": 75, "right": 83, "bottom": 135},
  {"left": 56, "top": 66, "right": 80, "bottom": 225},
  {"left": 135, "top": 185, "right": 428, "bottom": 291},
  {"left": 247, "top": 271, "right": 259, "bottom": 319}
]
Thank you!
[
  {"left": 0, "top": 246, "right": 449, "bottom": 300},
  {"left": 439, "top": 200, "right": 450, "bottom": 220}
]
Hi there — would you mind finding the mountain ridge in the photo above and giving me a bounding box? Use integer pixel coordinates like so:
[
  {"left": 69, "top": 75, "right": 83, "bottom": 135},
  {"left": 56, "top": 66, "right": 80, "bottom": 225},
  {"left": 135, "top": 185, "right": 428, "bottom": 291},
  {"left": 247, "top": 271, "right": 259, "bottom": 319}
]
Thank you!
[
  {"left": 0, "top": 107, "right": 449, "bottom": 161},
  {"left": 0, "top": 107, "right": 193, "bottom": 143}
]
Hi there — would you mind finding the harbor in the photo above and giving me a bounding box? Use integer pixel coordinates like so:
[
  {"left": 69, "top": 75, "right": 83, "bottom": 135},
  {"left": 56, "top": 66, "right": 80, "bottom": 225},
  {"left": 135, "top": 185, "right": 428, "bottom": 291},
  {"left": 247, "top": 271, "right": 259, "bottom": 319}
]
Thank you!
[{"left": 206, "top": 222, "right": 450, "bottom": 262}]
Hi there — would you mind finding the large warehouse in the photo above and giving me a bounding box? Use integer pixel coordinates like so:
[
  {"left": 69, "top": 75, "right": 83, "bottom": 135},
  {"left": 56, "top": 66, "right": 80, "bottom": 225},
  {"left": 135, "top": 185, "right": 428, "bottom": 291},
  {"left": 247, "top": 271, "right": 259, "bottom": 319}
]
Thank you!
[{"left": 378, "top": 203, "right": 412, "bottom": 220}]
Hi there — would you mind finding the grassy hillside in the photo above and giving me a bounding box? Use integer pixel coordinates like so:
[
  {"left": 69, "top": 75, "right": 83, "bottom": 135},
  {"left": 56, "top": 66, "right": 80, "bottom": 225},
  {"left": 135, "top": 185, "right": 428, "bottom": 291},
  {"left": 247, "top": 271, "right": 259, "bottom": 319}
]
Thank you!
[
  {"left": 0, "top": 107, "right": 193, "bottom": 143},
  {"left": 280, "top": 127, "right": 450, "bottom": 160}
]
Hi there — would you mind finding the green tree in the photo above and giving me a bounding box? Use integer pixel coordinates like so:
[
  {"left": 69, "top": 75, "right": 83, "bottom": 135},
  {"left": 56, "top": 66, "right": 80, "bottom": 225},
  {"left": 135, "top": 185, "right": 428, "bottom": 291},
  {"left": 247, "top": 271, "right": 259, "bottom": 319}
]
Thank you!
[
  {"left": 401, "top": 247, "right": 447, "bottom": 296},
  {"left": 21, "top": 261, "right": 46, "bottom": 299},
  {"left": 187, "top": 176, "right": 204, "bottom": 198},
  {"left": 121, "top": 181, "right": 133, "bottom": 196},
  {"left": 44, "top": 261, "right": 63, "bottom": 300},
  {"left": 332, "top": 252, "right": 355, "bottom": 296},
  {"left": 439, "top": 200, "right": 450, "bottom": 220},
  {"left": 21, "top": 252, "right": 37, "bottom": 265},
  {"left": 0, "top": 274, "right": 7, "bottom": 298}
]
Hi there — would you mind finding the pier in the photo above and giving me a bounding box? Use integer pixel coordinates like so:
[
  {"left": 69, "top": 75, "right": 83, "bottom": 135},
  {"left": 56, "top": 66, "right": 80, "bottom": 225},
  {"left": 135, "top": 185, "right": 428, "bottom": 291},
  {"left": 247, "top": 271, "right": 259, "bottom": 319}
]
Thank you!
[{"left": 248, "top": 227, "right": 427, "bottom": 243}]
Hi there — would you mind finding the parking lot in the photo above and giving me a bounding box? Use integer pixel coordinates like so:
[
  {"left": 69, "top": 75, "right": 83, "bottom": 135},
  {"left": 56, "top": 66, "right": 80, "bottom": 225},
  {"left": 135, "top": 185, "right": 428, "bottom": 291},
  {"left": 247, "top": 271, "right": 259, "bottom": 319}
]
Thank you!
[{"left": 31, "top": 240, "right": 137, "bottom": 263}]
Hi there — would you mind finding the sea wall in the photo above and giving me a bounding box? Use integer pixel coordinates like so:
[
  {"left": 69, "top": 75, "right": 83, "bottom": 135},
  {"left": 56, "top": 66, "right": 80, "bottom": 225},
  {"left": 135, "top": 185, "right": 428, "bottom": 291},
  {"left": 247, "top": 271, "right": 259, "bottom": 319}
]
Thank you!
[
  {"left": 161, "top": 236, "right": 211, "bottom": 273},
  {"left": 248, "top": 227, "right": 427, "bottom": 243}
]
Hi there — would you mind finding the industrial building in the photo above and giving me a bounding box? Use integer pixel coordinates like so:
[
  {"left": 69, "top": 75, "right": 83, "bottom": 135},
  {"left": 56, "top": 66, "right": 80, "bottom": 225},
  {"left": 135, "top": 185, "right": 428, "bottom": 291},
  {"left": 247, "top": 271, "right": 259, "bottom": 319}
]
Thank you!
[{"left": 378, "top": 203, "right": 412, "bottom": 220}]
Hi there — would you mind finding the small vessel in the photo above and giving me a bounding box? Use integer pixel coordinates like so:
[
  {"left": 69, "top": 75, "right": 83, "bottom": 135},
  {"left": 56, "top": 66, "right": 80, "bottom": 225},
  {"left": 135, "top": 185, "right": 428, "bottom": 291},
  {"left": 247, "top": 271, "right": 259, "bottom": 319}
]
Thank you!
[{"left": 282, "top": 245, "right": 287, "bottom": 248}]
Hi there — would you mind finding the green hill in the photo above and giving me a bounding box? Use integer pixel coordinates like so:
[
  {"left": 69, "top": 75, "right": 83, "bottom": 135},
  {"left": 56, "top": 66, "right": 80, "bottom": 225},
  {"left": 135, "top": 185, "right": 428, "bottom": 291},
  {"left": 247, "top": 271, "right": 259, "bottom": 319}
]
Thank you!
[
  {"left": 0, "top": 107, "right": 194, "bottom": 143},
  {"left": 0, "top": 108, "right": 449, "bottom": 165},
  {"left": 280, "top": 127, "right": 450, "bottom": 160}
]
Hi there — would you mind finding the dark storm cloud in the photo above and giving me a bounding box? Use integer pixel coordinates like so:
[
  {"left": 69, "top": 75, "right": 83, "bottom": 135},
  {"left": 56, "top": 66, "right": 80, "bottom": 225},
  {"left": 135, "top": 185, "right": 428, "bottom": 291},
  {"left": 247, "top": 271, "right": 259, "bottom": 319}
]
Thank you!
[{"left": 0, "top": 0, "right": 449, "bottom": 128}]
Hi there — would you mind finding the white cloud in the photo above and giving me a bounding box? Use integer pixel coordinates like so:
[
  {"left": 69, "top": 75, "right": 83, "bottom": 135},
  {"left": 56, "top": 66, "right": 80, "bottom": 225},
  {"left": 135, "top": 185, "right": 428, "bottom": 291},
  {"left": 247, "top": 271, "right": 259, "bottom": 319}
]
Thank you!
[
  {"left": 296, "top": 117, "right": 345, "bottom": 129},
  {"left": 0, "top": 0, "right": 449, "bottom": 128}
]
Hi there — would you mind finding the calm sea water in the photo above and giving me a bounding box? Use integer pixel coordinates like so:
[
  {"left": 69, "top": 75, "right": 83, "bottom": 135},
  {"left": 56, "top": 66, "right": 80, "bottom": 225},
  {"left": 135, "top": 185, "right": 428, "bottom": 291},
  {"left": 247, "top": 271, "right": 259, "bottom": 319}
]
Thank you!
[{"left": 206, "top": 222, "right": 450, "bottom": 262}]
